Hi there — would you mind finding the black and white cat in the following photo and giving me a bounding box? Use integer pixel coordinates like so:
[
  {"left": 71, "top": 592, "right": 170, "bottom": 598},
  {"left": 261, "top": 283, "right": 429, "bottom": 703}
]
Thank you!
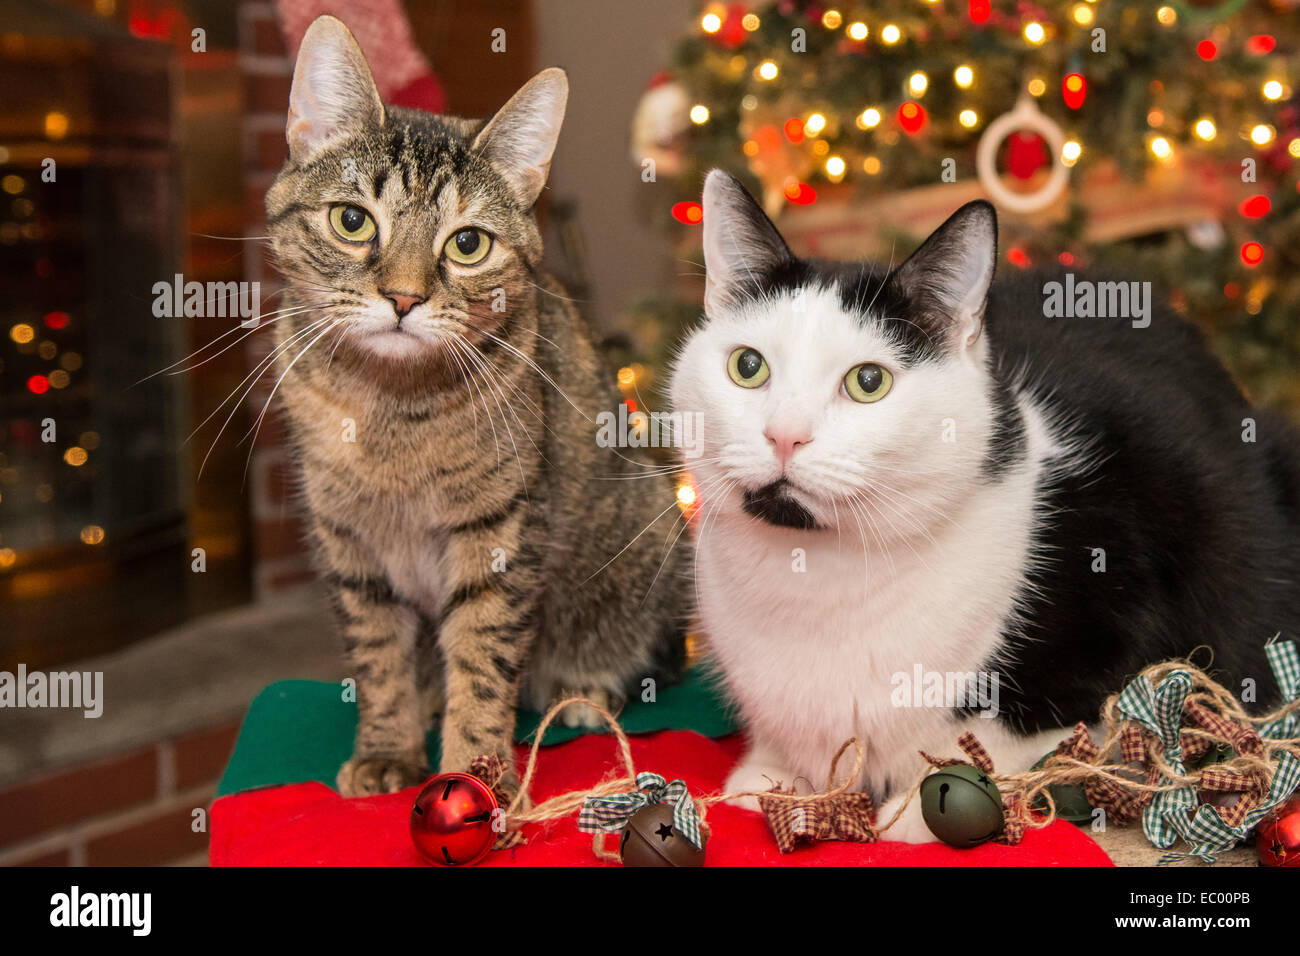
[{"left": 670, "top": 170, "right": 1300, "bottom": 842}]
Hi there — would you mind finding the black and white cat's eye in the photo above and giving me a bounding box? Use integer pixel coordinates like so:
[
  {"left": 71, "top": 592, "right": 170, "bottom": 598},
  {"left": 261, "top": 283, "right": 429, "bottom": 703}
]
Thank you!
[
  {"left": 444, "top": 227, "right": 493, "bottom": 266},
  {"left": 844, "top": 362, "right": 893, "bottom": 403},
  {"left": 727, "top": 346, "right": 770, "bottom": 388},
  {"left": 328, "top": 204, "right": 377, "bottom": 244}
]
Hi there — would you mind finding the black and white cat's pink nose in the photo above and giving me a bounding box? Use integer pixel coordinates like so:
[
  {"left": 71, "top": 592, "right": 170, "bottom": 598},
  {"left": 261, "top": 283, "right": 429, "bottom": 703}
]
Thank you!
[
  {"left": 382, "top": 291, "right": 426, "bottom": 317},
  {"left": 765, "top": 424, "right": 813, "bottom": 467}
]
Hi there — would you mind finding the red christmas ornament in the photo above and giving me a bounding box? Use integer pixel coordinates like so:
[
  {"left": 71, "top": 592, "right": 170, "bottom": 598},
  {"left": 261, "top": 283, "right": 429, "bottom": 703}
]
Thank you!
[
  {"left": 1197, "top": 40, "right": 1218, "bottom": 61},
  {"left": 1256, "top": 795, "right": 1300, "bottom": 867},
  {"left": 671, "top": 201, "right": 704, "bottom": 225},
  {"left": 1238, "top": 195, "right": 1271, "bottom": 219},
  {"left": 898, "top": 101, "right": 927, "bottom": 134},
  {"left": 1241, "top": 241, "right": 1264, "bottom": 266},
  {"left": 1062, "top": 73, "right": 1086, "bottom": 110},
  {"left": 27, "top": 374, "right": 50, "bottom": 395},
  {"left": 969, "top": 0, "right": 991, "bottom": 24},
  {"left": 1004, "top": 131, "right": 1049, "bottom": 180},
  {"left": 410, "top": 772, "right": 499, "bottom": 866}
]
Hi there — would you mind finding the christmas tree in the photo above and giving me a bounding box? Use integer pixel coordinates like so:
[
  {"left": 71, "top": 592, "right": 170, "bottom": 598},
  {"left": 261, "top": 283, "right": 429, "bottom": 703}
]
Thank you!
[{"left": 625, "top": 0, "right": 1300, "bottom": 418}]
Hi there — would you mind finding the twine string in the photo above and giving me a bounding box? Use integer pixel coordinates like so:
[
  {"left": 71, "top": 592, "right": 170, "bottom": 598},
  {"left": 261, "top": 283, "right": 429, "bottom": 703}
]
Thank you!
[{"left": 495, "top": 657, "right": 1300, "bottom": 854}]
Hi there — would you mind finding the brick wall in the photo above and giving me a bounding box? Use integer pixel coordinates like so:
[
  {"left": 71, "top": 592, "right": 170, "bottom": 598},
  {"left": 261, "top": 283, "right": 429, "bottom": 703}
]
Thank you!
[
  {"left": 0, "top": 720, "right": 240, "bottom": 866},
  {"left": 238, "top": 1, "right": 314, "bottom": 597}
]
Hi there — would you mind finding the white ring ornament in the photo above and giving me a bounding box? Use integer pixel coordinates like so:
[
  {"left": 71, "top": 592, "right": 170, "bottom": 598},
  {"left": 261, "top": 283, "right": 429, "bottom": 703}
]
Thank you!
[{"left": 975, "top": 96, "right": 1071, "bottom": 214}]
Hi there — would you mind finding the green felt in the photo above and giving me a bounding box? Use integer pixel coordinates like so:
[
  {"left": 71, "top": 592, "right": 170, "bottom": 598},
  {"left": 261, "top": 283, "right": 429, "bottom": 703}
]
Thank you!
[{"left": 217, "top": 668, "right": 736, "bottom": 797}]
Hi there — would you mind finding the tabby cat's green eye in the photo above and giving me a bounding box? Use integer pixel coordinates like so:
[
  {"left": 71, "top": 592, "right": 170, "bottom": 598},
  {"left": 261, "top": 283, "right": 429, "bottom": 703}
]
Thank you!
[
  {"left": 844, "top": 362, "right": 893, "bottom": 403},
  {"left": 328, "top": 204, "right": 376, "bottom": 243},
  {"left": 727, "top": 347, "right": 769, "bottom": 388},
  {"left": 443, "top": 228, "right": 492, "bottom": 266}
]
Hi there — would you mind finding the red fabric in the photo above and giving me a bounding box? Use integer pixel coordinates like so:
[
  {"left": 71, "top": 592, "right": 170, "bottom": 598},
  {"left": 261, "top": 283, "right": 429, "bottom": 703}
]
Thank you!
[{"left": 210, "top": 731, "right": 1113, "bottom": 866}]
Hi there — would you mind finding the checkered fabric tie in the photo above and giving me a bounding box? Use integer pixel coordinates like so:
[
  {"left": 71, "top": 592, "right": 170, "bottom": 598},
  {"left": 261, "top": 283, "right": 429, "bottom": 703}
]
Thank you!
[{"left": 578, "top": 772, "right": 703, "bottom": 849}]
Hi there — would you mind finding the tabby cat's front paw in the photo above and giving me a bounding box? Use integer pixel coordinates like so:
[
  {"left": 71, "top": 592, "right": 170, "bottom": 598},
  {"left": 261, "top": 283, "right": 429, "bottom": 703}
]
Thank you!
[{"left": 337, "top": 753, "right": 430, "bottom": 797}]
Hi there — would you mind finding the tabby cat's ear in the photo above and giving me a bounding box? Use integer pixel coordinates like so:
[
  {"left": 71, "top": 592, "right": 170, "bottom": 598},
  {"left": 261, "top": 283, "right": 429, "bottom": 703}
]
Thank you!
[
  {"left": 701, "top": 170, "right": 793, "bottom": 316},
  {"left": 892, "top": 200, "right": 998, "bottom": 346},
  {"left": 473, "top": 69, "right": 569, "bottom": 208},
  {"left": 286, "top": 16, "right": 385, "bottom": 164}
]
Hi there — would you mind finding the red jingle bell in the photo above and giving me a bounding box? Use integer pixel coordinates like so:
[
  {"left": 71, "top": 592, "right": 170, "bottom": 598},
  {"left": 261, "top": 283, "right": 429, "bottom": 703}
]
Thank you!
[
  {"left": 410, "top": 772, "right": 499, "bottom": 866},
  {"left": 1255, "top": 794, "right": 1300, "bottom": 867}
]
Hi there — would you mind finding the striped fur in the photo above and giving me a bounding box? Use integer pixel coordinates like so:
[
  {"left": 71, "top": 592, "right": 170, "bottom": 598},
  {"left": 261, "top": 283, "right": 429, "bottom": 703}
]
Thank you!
[{"left": 265, "top": 18, "right": 687, "bottom": 796}]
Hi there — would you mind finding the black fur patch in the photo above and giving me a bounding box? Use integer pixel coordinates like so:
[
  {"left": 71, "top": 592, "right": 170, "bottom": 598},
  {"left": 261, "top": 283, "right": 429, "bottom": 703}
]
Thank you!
[{"left": 742, "top": 480, "right": 819, "bottom": 530}]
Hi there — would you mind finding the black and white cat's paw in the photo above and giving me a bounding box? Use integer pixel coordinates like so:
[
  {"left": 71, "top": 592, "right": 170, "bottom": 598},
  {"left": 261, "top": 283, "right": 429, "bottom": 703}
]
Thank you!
[
  {"left": 876, "top": 789, "right": 937, "bottom": 844},
  {"left": 337, "top": 752, "right": 430, "bottom": 797},
  {"left": 723, "top": 758, "right": 801, "bottom": 813}
]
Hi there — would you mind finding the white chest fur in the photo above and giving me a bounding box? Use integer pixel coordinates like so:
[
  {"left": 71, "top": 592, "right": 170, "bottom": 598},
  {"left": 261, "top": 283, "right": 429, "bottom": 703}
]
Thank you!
[{"left": 696, "top": 398, "right": 1053, "bottom": 799}]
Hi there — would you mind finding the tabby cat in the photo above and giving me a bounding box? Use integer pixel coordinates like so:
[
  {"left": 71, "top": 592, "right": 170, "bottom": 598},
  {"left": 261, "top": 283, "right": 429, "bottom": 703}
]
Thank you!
[
  {"left": 265, "top": 17, "right": 686, "bottom": 796},
  {"left": 671, "top": 170, "right": 1300, "bottom": 841}
]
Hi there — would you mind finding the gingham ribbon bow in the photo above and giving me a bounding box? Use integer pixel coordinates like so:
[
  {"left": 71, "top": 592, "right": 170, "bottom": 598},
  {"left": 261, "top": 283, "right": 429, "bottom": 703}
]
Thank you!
[
  {"left": 1118, "top": 642, "right": 1300, "bottom": 864},
  {"left": 578, "top": 772, "right": 703, "bottom": 849},
  {"left": 1117, "top": 670, "right": 1197, "bottom": 854},
  {"left": 757, "top": 788, "right": 876, "bottom": 853}
]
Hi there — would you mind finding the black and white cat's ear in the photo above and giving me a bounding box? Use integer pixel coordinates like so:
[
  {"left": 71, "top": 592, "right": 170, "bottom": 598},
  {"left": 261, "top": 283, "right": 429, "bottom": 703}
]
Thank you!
[
  {"left": 473, "top": 68, "right": 569, "bottom": 208},
  {"left": 893, "top": 200, "right": 998, "bottom": 346},
  {"left": 701, "top": 170, "right": 793, "bottom": 315},
  {"left": 286, "top": 16, "right": 386, "bottom": 164}
]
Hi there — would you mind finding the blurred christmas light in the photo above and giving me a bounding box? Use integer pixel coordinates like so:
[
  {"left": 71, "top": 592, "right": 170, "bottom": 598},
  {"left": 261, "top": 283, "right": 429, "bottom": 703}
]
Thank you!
[
  {"left": 676, "top": 483, "right": 696, "bottom": 507},
  {"left": 1241, "top": 242, "right": 1264, "bottom": 266},
  {"left": 825, "top": 155, "right": 846, "bottom": 180},
  {"left": 1062, "top": 140, "right": 1082, "bottom": 165},
  {"left": 1250, "top": 124, "right": 1275, "bottom": 146},
  {"left": 954, "top": 65, "right": 974, "bottom": 88},
  {"left": 756, "top": 60, "right": 778, "bottom": 80},
  {"left": 1028, "top": 77, "right": 1047, "bottom": 97},
  {"left": 701, "top": 12, "right": 722, "bottom": 33},
  {"left": 847, "top": 21, "right": 868, "bottom": 41},
  {"left": 1063, "top": 73, "right": 1086, "bottom": 109},
  {"left": 1072, "top": 3, "right": 1094, "bottom": 25},
  {"left": 969, "top": 0, "right": 991, "bottom": 24},
  {"left": 857, "top": 107, "right": 882, "bottom": 129},
  {"left": 1247, "top": 35, "right": 1276, "bottom": 55},
  {"left": 1, "top": 175, "right": 24, "bottom": 195},
  {"left": 81, "top": 525, "right": 106, "bottom": 545},
  {"left": 1197, "top": 40, "right": 1217, "bottom": 61},
  {"left": 908, "top": 72, "right": 928, "bottom": 96},
  {"left": 0, "top": 549, "right": 15, "bottom": 570},
  {"left": 1156, "top": 6, "right": 1177, "bottom": 25},
  {"left": 43, "top": 311, "right": 69, "bottom": 329},
  {"left": 1023, "top": 22, "right": 1046, "bottom": 45},
  {"left": 44, "top": 111, "right": 69, "bottom": 140},
  {"left": 1239, "top": 195, "right": 1270, "bottom": 218},
  {"left": 49, "top": 370, "right": 70, "bottom": 389},
  {"left": 1289, "top": 138, "right": 1300, "bottom": 158},
  {"left": 690, "top": 104, "right": 710, "bottom": 124},
  {"left": 9, "top": 323, "right": 34, "bottom": 344},
  {"left": 1194, "top": 118, "right": 1217, "bottom": 141},
  {"left": 671, "top": 201, "right": 704, "bottom": 224},
  {"left": 821, "top": 9, "right": 842, "bottom": 29},
  {"left": 898, "top": 101, "right": 926, "bottom": 133},
  {"left": 805, "top": 112, "right": 827, "bottom": 135},
  {"left": 881, "top": 24, "right": 901, "bottom": 44},
  {"left": 64, "top": 447, "right": 88, "bottom": 467},
  {"left": 863, "top": 156, "right": 881, "bottom": 175},
  {"left": 742, "top": 13, "right": 760, "bottom": 31},
  {"left": 784, "top": 181, "right": 817, "bottom": 204},
  {"left": 1262, "top": 80, "right": 1284, "bottom": 101},
  {"left": 959, "top": 109, "right": 979, "bottom": 128},
  {"left": 1150, "top": 136, "right": 1173, "bottom": 160},
  {"left": 27, "top": 374, "right": 50, "bottom": 394}
]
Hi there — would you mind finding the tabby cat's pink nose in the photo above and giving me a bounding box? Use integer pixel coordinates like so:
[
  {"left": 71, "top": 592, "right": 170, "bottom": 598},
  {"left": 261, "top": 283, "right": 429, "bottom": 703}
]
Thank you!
[{"left": 382, "top": 291, "right": 425, "bottom": 317}]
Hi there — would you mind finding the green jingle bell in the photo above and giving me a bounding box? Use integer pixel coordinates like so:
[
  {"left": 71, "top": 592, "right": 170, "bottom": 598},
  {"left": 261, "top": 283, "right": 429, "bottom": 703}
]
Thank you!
[
  {"left": 920, "top": 764, "right": 1005, "bottom": 848},
  {"left": 1031, "top": 752, "right": 1095, "bottom": 823}
]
